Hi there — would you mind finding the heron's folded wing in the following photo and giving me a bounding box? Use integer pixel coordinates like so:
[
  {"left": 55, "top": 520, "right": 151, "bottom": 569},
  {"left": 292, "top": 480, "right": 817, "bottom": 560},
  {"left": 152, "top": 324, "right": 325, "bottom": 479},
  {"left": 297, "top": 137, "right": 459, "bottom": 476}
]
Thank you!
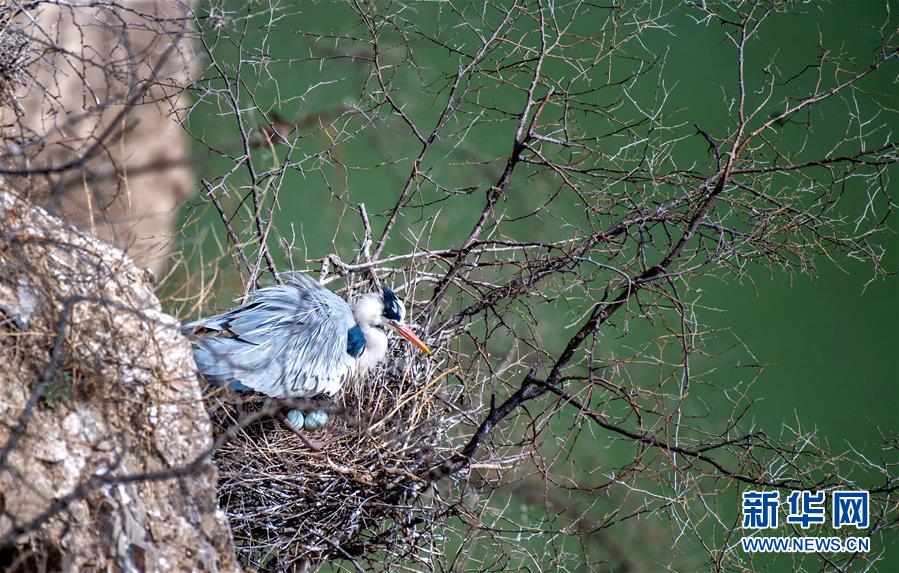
[{"left": 188, "top": 274, "right": 357, "bottom": 398}]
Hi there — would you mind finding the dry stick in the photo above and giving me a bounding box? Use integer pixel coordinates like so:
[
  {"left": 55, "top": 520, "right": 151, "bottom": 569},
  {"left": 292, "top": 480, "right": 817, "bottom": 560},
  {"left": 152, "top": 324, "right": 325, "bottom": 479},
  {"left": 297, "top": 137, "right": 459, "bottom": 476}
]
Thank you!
[
  {"left": 425, "top": 141, "right": 524, "bottom": 313},
  {"left": 55, "top": 107, "right": 359, "bottom": 190},
  {"left": 199, "top": 25, "right": 279, "bottom": 288},
  {"left": 357, "top": 203, "right": 381, "bottom": 291},
  {"left": 537, "top": 383, "right": 801, "bottom": 489},
  {"left": 203, "top": 178, "right": 252, "bottom": 281},
  {"left": 0, "top": 40, "right": 181, "bottom": 176},
  {"left": 425, "top": 170, "right": 741, "bottom": 482},
  {"left": 426, "top": 53, "right": 554, "bottom": 312},
  {"left": 0, "top": 296, "right": 84, "bottom": 471},
  {"left": 367, "top": 1, "right": 517, "bottom": 260},
  {"left": 435, "top": 202, "right": 691, "bottom": 333},
  {"left": 424, "top": 39, "right": 899, "bottom": 483}
]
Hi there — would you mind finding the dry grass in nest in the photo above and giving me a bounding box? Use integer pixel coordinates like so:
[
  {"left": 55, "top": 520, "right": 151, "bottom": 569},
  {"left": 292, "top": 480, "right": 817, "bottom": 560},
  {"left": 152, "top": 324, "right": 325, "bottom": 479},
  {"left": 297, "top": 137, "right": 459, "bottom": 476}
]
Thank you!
[{"left": 207, "top": 341, "right": 454, "bottom": 569}]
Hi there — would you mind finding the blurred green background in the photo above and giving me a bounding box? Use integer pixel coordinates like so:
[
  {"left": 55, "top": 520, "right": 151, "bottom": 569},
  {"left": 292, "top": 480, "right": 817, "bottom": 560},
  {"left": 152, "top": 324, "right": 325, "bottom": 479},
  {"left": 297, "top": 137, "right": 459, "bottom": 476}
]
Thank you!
[{"left": 174, "top": 1, "right": 897, "bottom": 570}]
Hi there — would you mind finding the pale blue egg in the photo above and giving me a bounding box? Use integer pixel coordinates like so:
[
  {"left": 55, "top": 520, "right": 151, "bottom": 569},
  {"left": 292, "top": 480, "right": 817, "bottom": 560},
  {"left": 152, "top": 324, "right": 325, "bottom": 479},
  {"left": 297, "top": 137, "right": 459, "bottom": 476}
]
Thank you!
[
  {"left": 285, "top": 410, "right": 305, "bottom": 429},
  {"left": 304, "top": 410, "right": 329, "bottom": 430}
]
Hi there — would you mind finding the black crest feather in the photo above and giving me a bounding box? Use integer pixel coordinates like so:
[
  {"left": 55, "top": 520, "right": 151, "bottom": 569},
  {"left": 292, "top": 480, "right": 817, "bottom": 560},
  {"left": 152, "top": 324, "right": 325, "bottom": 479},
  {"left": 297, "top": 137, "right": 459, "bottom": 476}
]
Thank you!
[{"left": 381, "top": 287, "right": 403, "bottom": 321}]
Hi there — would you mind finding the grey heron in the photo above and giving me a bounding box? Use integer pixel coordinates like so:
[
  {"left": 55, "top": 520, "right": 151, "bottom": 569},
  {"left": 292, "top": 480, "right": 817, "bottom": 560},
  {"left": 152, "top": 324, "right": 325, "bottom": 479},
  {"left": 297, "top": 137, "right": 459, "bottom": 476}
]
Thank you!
[{"left": 182, "top": 273, "right": 430, "bottom": 446}]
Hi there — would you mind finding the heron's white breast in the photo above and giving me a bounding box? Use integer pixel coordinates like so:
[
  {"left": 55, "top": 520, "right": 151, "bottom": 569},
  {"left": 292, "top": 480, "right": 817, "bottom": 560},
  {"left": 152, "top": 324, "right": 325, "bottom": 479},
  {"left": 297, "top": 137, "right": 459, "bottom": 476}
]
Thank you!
[{"left": 355, "top": 326, "right": 388, "bottom": 373}]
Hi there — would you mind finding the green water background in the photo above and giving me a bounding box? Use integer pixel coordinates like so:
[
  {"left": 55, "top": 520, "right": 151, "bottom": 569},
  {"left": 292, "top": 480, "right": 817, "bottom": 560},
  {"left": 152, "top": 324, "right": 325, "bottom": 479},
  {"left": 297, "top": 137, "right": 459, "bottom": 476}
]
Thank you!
[{"left": 174, "top": 1, "right": 897, "bottom": 570}]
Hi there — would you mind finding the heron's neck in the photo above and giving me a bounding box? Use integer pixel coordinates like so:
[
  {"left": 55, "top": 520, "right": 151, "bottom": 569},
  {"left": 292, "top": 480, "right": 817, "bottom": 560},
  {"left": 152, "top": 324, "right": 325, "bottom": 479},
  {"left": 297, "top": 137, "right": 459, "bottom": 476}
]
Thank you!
[{"left": 356, "top": 324, "right": 388, "bottom": 372}]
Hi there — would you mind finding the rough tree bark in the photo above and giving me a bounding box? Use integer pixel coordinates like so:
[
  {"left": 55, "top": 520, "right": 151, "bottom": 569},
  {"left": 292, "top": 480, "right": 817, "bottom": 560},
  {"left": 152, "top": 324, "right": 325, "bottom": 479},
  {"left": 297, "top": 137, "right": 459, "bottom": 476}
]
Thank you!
[{"left": 0, "top": 185, "right": 238, "bottom": 572}]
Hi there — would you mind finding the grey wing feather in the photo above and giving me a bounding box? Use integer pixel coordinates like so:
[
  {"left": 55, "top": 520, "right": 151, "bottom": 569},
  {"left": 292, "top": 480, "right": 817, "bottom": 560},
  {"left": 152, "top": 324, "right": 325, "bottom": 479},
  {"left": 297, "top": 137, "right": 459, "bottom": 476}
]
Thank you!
[{"left": 183, "top": 273, "right": 356, "bottom": 398}]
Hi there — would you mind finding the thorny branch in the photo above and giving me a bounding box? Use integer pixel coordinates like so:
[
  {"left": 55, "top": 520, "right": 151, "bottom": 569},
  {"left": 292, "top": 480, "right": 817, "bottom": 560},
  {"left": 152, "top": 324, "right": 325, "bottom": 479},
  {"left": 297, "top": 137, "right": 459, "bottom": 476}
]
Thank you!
[
  {"left": 181, "top": 1, "right": 896, "bottom": 569},
  {"left": 2, "top": 0, "right": 897, "bottom": 571}
]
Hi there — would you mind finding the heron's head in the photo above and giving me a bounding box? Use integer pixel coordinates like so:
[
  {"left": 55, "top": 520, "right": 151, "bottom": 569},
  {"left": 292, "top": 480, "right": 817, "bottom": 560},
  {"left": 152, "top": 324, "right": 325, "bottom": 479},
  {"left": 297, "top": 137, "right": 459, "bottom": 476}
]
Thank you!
[{"left": 352, "top": 287, "right": 430, "bottom": 355}]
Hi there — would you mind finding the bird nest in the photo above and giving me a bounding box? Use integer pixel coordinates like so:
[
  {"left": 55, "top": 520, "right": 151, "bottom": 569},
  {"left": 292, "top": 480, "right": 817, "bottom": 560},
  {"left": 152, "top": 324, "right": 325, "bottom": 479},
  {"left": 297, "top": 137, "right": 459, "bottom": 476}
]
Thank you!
[{"left": 207, "top": 339, "right": 454, "bottom": 569}]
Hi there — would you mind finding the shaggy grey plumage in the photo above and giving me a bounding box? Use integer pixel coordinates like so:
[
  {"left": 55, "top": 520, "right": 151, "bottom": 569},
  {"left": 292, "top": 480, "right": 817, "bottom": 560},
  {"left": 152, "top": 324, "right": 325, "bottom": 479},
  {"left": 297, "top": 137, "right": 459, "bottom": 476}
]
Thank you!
[
  {"left": 182, "top": 273, "right": 428, "bottom": 401},
  {"left": 184, "top": 274, "right": 359, "bottom": 398}
]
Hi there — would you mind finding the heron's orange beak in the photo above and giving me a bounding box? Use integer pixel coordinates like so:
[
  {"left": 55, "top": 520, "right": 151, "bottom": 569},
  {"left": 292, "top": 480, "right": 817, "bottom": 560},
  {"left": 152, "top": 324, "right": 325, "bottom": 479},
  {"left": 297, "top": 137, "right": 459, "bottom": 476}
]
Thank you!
[{"left": 391, "top": 323, "right": 431, "bottom": 355}]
